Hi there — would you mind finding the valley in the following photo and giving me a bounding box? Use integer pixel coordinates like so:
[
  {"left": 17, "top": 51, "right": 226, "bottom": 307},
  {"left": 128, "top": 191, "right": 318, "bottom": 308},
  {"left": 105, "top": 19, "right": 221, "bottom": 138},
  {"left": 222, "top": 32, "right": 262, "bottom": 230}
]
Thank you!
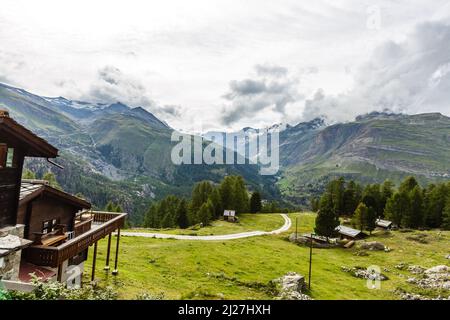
[{"left": 1, "top": 82, "right": 450, "bottom": 224}]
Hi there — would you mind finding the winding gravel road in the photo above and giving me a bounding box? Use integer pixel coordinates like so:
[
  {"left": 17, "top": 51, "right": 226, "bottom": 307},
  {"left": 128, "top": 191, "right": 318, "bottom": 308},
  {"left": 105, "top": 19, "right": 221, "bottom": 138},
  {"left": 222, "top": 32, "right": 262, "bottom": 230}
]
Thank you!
[{"left": 120, "top": 214, "right": 291, "bottom": 241}]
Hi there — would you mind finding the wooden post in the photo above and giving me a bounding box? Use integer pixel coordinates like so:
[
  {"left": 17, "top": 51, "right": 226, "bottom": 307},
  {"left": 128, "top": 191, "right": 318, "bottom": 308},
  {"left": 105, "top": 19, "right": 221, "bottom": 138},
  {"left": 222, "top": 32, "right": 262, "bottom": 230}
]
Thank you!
[
  {"left": 295, "top": 217, "right": 298, "bottom": 240},
  {"left": 57, "top": 264, "right": 63, "bottom": 282},
  {"left": 91, "top": 241, "right": 98, "bottom": 282},
  {"left": 308, "top": 233, "right": 313, "bottom": 290},
  {"left": 104, "top": 233, "right": 112, "bottom": 271},
  {"left": 112, "top": 228, "right": 120, "bottom": 276}
]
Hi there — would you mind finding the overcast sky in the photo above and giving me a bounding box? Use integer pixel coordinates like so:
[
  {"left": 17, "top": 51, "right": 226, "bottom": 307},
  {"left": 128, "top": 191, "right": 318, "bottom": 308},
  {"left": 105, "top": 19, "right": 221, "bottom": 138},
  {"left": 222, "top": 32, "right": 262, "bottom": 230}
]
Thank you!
[{"left": 1, "top": 0, "right": 449, "bottom": 131}]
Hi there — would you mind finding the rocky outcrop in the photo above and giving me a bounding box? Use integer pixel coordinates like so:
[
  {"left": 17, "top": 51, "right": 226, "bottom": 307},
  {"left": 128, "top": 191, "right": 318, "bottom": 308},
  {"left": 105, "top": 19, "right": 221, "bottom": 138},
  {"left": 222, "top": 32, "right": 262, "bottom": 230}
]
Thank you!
[
  {"left": 405, "top": 265, "right": 450, "bottom": 291},
  {"left": 396, "top": 289, "right": 450, "bottom": 300}
]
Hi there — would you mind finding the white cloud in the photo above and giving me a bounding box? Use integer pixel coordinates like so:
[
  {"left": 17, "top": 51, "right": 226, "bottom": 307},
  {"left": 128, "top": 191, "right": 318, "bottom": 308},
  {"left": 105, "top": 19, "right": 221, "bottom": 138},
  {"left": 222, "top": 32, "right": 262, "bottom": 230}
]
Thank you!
[
  {"left": 302, "top": 20, "right": 450, "bottom": 122},
  {"left": 0, "top": 0, "right": 449, "bottom": 131}
]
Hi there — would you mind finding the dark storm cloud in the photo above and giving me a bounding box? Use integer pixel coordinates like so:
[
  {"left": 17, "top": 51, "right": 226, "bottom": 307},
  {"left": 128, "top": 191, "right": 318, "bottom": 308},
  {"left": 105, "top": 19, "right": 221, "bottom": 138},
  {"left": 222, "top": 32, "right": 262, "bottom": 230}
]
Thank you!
[{"left": 220, "top": 65, "right": 301, "bottom": 125}]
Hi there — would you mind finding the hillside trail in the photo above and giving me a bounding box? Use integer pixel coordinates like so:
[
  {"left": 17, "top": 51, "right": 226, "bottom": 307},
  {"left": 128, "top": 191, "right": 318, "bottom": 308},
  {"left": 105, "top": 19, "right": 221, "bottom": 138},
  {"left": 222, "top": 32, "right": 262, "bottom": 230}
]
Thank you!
[{"left": 119, "top": 214, "right": 291, "bottom": 241}]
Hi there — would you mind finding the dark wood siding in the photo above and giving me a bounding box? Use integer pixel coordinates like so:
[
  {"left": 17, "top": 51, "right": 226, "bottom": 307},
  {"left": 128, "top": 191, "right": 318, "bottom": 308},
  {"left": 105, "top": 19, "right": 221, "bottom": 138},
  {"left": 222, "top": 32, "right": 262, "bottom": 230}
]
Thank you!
[
  {"left": 26, "top": 197, "right": 77, "bottom": 240},
  {"left": 0, "top": 144, "right": 24, "bottom": 228}
]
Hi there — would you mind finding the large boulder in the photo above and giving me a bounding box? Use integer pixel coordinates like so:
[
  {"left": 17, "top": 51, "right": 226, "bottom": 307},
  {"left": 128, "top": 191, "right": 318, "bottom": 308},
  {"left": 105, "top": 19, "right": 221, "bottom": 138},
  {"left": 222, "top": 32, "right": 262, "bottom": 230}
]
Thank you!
[
  {"left": 359, "top": 241, "right": 386, "bottom": 251},
  {"left": 288, "top": 233, "right": 336, "bottom": 248},
  {"left": 274, "top": 272, "right": 312, "bottom": 300},
  {"left": 279, "top": 272, "right": 306, "bottom": 293}
]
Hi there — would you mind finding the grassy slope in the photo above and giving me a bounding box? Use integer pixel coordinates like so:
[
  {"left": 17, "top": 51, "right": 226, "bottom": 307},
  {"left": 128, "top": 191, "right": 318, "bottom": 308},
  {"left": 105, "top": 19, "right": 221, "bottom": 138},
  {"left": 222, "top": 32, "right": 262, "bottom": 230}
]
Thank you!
[
  {"left": 85, "top": 213, "right": 449, "bottom": 300},
  {"left": 125, "top": 213, "right": 284, "bottom": 236}
]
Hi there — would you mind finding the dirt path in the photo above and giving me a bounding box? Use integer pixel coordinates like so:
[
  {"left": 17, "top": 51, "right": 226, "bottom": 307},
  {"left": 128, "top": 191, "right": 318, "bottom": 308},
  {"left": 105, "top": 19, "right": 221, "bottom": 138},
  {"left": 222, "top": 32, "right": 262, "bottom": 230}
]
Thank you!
[{"left": 120, "top": 214, "right": 291, "bottom": 241}]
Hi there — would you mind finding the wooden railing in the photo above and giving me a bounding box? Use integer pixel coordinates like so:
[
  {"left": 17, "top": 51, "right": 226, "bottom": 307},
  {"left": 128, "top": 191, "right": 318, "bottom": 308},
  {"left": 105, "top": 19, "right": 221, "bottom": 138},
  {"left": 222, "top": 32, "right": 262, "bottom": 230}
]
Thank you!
[
  {"left": 25, "top": 211, "right": 127, "bottom": 268},
  {"left": 74, "top": 218, "right": 92, "bottom": 237}
]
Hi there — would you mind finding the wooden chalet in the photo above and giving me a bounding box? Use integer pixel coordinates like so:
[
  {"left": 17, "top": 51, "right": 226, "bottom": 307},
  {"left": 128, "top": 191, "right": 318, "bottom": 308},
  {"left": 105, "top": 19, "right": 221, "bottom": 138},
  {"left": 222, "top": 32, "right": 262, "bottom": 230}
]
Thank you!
[
  {"left": 0, "top": 109, "right": 127, "bottom": 289},
  {"left": 335, "top": 225, "right": 366, "bottom": 240},
  {"left": 223, "top": 210, "right": 237, "bottom": 222},
  {"left": 375, "top": 218, "right": 393, "bottom": 230}
]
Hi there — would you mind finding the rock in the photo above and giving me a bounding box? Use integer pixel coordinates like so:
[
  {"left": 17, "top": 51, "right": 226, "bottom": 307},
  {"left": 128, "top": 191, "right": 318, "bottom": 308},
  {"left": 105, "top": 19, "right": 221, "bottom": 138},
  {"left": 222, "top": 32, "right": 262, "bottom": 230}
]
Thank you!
[
  {"left": 445, "top": 254, "right": 450, "bottom": 260},
  {"left": 359, "top": 241, "right": 386, "bottom": 251},
  {"left": 341, "top": 266, "right": 388, "bottom": 281},
  {"left": 395, "top": 262, "right": 408, "bottom": 270},
  {"left": 278, "top": 271, "right": 306, "bottom": 293},
  {"left": 406, "top": 265, "right": 450, "bottom": 290},
  {"left": 278, "top": 291, "right": 312, "bottom": 300},
  {"left": 425, "top": 265, "right": 449, "bottom": 274},
  {"left": 274, "top": 272, "right": 312, "bottom": 300},
  {"left": 288, "top": 234, "right": 335, "bottom": 248},
  {"left": 407, "top": 265, "right": 425, "bottom": 274},
  {"left": 353, "top": 250, "right": 369, "bottom": 257}
]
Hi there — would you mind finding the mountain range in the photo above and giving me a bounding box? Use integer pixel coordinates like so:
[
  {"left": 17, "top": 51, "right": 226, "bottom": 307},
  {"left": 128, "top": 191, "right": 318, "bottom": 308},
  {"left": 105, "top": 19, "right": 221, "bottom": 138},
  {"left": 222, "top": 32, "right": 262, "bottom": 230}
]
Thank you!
[
  {"left": 0, "top": 82, "right": 276, "bottom": 223},
  {"left": 1, "top": 82, "right": 449, "bottom": 220}
]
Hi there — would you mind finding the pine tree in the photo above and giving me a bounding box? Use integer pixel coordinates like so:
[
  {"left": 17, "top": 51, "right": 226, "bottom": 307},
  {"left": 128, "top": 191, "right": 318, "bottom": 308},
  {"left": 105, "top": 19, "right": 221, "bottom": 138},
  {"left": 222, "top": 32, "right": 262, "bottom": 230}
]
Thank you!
[
  {"left": 424, "top": 183, "right": 448, "bottom": 228},
  {"left": 177, "top": 199, "right": 189, "bottom": 229},
  {"left": 233, "top": 176, "right": 249, "bottom": 214},
  {"left": 143, "top": 203, "right": 158, "bottom": 228},
  {"left": 362, "top": 184, "right": 382, "bottom": 216},
  {"left": 198, "top": 200, "right": 214, "bottom": 226},
  {"left": 352, "top": 202, "right": 368, "bottom": 232},
  {"left": 250, "top": 191, "right": 262, "bottom": 213},
  {"left": 405, "top": 185, "right": 424, "bottom": 228},
  {"left": 314, "top": 192, "right": 339, "bottom": 239},
  {"left": 310, "top": 197, "right": 320, "bottom": 212},
  {"left": 343, "top": 180, "right": 359, "bottom": 215},
  {"left": 327, "top": 177, "right": 345, "bottom": 216},
  {"left": 191, "top": 181, "right": 214, "bottom": 213},
  {"left": 381, "top": 180, "right": 395, "bottom": 215},
  {"left": 208, "top": 188, "right": 223, "bottom": 218},
  {"left": 442, "top": 197, "right": 450, "bottom": 230},
  {"left": 42, "top": 172, "right": 61, "bottom": 189},
  {"left": 105, "top": 201, "right": 116, "bottom": 212},
  {"left": 219, "top": 176, "right": 234, "bottom": 210},
  {"left": 365, "top": 206, "right": 377, "bottom": 235},
  {"left": 22, "top": 169, "right": 36, "bottom": 179},
  {"left": 399, "top": 176, "right": 419, "bottom": 194},
  {"left": 384, "top": 192, "right": 409, "bottom": 228}
]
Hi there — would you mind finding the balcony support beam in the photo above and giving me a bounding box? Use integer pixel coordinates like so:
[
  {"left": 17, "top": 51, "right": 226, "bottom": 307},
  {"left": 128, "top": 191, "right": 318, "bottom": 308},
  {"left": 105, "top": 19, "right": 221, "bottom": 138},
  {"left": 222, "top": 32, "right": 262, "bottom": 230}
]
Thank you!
[
  {"left": 91, "top": 241, "right": 98, "bottom": 282},
  {"left": 57, "top": 263, "right": 63, "bottom": 282},
  {"left": 112, "top": 228, "right": 120, "bottom": 276},
  {"left": 104, "top": 233, "right": 112, "bottom": 271}
]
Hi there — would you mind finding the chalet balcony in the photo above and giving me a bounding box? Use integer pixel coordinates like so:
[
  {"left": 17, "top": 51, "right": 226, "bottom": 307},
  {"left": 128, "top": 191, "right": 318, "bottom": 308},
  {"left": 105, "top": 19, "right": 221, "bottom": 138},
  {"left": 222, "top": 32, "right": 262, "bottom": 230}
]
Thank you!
[{"left": 24, "top": 211, "right": 126, "bottom": 268}]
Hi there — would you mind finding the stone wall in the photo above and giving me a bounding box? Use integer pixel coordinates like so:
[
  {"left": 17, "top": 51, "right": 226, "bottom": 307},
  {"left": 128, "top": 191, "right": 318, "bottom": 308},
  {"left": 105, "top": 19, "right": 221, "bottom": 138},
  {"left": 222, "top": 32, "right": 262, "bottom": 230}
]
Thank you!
[{"left": 0, "top": 224, "right": 25, "bottom": 281}]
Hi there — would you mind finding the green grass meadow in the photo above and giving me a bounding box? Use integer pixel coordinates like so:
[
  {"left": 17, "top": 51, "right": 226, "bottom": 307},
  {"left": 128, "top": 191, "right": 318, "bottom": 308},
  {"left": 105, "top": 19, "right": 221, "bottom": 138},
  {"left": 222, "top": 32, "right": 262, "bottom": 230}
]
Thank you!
[
  {"left": 85, "top": 213, "right": 449, "bottom": 300},
  {"left": 124, "top": 213, "right": 285, "bottom": 236}
]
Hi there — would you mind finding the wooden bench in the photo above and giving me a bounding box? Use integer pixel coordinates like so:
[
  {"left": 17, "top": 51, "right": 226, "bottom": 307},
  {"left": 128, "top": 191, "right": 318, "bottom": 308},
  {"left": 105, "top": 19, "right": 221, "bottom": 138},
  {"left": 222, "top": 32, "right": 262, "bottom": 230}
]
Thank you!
[{"left": 33, "top": 225, "right": 68, "bottom": 246}]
